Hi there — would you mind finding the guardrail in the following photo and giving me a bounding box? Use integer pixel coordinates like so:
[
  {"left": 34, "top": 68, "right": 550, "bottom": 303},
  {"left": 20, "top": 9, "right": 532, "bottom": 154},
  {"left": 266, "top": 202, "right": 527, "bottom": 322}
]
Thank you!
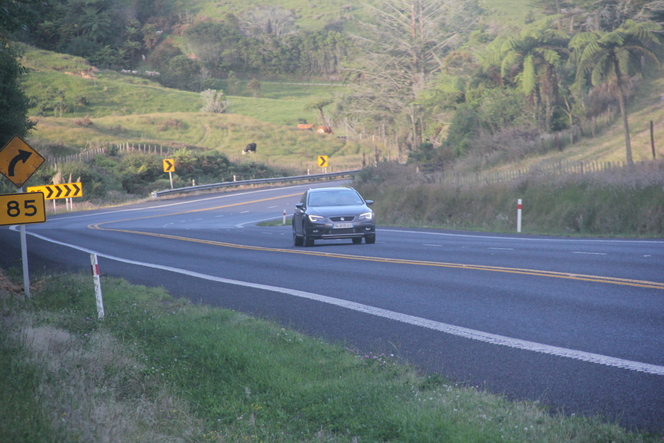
[{"left": 151, "top": 169, "right": 362, "bottom": 198}]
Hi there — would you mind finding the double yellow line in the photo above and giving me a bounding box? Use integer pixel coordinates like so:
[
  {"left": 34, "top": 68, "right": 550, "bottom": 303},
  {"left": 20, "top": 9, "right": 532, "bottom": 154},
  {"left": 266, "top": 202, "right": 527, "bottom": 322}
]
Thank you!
[{"left": 88, "top": 194, "right": 664, "bottom": 291}]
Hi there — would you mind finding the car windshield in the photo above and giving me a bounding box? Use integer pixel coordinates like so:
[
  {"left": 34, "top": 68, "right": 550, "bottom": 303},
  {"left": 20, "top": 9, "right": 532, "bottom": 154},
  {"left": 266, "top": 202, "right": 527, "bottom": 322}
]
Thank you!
[{"left": 308, "top": 190, "right": 364, "bottom": 207}]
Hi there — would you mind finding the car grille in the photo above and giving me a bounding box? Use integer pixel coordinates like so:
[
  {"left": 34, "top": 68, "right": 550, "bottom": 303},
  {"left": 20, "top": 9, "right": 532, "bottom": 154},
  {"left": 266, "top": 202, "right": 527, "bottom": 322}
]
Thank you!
[
  {"left": 328, "top": 228, "right": 356, "bottom": 235},
  {"left": 330, "top": 216, "right": 356, "bottom": 222}
]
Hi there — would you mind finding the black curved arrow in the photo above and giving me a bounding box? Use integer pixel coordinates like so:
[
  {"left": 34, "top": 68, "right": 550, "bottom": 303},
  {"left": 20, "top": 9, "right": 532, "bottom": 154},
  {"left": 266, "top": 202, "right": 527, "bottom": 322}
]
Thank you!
[{"left": 8, "top": 150, "right": 32, "bottom": 177}]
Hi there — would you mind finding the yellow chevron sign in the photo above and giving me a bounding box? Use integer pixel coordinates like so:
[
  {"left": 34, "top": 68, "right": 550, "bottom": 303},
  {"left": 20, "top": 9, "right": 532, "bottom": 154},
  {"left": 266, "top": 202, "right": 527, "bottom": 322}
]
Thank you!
[
  {"left": 163, "top": 159, "right": 175, "bottom": 172},
  {"left": 27, "top": 182, "right": 83, "bottom": 200}
]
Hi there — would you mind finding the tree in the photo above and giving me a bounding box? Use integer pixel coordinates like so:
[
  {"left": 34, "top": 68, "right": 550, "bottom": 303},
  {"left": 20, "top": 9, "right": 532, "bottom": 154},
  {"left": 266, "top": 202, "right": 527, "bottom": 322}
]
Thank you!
[
  {"left": 0, "top": 0, "right": 38, "bottom": 143},
  {"left": 339, "top": 0, "right": 482, "bottom": 155},
  {"left": 0, "top": 46, "right": 36, "bottom": 143},
  {"left": 305, "top": 98, "right": 333, "bottom": 125},
  {"left": 570, "top": 19, "right": 661, "bottom": 163},
  {"left": 495, "top": 17, "right": 569, "bottom": 131},
  {"left": 239, "top": 5, "right": 295, "bottom": 38},
  {"left": 246, "top": 78, "right": 262, "bottom": 97}
]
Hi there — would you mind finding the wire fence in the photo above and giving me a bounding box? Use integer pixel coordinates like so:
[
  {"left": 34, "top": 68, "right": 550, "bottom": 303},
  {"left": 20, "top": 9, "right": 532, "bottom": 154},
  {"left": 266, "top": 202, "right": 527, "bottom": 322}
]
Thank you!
[
  {"left": 46, "top": 143, "right": 174, "bottom": 166},
  {"left": 430, "top": 158, "right": 663, "bottom": 188}
]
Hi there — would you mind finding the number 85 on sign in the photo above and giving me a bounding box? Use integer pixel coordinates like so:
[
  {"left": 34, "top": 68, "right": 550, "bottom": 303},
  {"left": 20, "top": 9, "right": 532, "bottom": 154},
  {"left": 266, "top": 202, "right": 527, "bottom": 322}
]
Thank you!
[{"left": 0, "top": 193, "right": 46, "bottom": 226}]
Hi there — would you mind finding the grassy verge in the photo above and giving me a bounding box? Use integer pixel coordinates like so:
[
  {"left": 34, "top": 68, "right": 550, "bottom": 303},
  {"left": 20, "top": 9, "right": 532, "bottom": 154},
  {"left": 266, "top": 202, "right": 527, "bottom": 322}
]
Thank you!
[
  {"left": 353, "top": 162, "right": 664, "bottom": 237},
  {"left": 1, "top": 269, "right": 660, "bottom": 442}
]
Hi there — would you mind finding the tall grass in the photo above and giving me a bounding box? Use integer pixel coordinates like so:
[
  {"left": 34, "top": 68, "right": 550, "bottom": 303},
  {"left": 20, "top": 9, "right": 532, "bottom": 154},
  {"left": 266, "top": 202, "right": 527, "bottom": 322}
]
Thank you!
[
  {"left": 1, "top": 268, "right": 659, "bottom": 441},
  {"left": 353, "top": 161, "right": 664, "bottom": 236}
]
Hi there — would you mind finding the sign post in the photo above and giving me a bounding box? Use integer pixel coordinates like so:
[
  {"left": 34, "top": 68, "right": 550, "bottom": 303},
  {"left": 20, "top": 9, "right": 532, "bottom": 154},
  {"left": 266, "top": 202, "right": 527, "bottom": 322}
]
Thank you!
[
  {"left": 163, "top": 159, "right": 175, "bottom": 189},
  {"left": 0, "top": 136, "right": 47, "bottom": 297},
  {"left": 0, "top": 189, "right": 47, "bottom": 299}
]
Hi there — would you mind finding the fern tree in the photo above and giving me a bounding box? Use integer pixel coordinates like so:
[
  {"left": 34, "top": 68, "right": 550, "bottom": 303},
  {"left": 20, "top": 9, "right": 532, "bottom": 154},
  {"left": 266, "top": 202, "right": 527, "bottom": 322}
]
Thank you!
[
  {"left": 570, "top": 19, "right": 661, "bottom": 164},
  {"left": 496, "top": 17, "right": 569, "bottom": 131}
]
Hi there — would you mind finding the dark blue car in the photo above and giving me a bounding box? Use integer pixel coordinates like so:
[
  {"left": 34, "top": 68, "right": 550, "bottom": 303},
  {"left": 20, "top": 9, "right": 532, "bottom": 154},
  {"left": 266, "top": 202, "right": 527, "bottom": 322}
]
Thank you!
[{"left": 292, "top": 187, "right": 376, "bottom": 246}]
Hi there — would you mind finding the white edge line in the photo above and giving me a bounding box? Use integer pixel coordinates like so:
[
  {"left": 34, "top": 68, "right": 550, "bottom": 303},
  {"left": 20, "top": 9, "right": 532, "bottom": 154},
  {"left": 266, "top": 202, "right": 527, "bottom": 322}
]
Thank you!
[
  {"left": 17, "top": 227, "right": 664, "bottom": 377},
  {"left": 382, "top": 228, "right": 664, "bottom": 244}
]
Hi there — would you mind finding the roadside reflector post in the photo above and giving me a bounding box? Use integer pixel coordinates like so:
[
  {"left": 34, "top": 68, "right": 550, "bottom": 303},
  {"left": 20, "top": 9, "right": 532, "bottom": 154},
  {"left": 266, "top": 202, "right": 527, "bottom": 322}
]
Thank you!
[
  {"left": 283, "top": 209, "right": 286, "bottom": 225},
  {"left": 90, "top": 254, "right": 105, "bottom": 319},
  {"left": 517, "top": 199, "right": 523, "bottom": 233},
  {"left": 169, "top": 171, "right": 173, "bottom": 189}
]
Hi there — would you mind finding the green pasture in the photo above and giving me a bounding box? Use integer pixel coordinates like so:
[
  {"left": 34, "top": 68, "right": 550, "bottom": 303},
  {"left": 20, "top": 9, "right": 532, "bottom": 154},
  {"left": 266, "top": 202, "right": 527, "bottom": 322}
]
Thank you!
[{"left": 21, "top": 46, "right": 362, "bottom": 168}]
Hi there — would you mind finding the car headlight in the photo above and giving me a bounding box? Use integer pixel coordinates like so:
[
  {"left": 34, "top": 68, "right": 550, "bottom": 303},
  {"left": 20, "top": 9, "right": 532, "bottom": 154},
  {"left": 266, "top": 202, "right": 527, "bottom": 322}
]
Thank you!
[
  {"left": 358, "top": 212, "right": 373, "bottom": 220},
  {"left": 308, "top": 214, "right": 325, "bottom": 222}
]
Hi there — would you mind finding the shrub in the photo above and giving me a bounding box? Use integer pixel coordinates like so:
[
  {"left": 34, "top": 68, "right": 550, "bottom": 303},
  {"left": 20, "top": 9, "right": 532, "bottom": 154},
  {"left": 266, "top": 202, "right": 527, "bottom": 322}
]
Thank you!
[{"left": 200, "top": 89, "right": 229, "bottom": 113}]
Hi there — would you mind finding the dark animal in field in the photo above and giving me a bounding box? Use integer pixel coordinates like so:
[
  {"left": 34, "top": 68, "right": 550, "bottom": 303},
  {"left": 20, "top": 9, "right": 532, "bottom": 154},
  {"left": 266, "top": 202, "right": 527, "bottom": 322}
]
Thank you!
[
  {"left": 243, "top": 142, "right": 257, "bottom": 155},
  {"left": 317, "top": 125, "right": 333, "bottom": 134}
]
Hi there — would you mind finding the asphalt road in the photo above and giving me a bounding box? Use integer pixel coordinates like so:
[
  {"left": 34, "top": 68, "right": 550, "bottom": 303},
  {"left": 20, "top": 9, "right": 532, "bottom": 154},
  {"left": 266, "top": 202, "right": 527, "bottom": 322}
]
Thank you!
[{"left": 1, "top": 182, "right": 663, "bottom": 432}]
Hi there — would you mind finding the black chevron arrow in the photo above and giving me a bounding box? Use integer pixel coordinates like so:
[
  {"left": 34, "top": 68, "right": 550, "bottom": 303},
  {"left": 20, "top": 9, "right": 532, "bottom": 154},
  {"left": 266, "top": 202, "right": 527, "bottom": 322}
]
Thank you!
[
  {"left": 46, "top": 187, "right": 54, "bottom": 199},
  {"left": 72, "top": 183, "right": 81, "bottom": 197},
  {"left": 63, "top": 184, "right": 72, "bottom": 197},
  {"left": 54, "top": 186, "right": 63, "bottom": 198},
  {"left": 8, "top": 150, "right": 32, "bottom": 177}
]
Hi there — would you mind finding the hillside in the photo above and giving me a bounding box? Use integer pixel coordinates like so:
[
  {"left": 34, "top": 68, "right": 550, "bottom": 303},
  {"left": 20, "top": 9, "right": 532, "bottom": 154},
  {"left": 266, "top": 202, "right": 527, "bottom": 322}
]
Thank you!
[
  {"left": 15, "top": 0, "right": 664, "bottom": 175},
  {"left": 21, "top": 46, "right": 363, "bottom": 170},
  {"left": 21, "top": 43, "right": 664, "bottom": 174}
]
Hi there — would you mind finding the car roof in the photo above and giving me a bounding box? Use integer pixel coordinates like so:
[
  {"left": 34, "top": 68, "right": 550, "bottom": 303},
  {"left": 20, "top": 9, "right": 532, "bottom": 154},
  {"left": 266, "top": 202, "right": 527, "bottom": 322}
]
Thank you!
[{"left": 308, "top": 187, "right": 356, "bottom": 193}]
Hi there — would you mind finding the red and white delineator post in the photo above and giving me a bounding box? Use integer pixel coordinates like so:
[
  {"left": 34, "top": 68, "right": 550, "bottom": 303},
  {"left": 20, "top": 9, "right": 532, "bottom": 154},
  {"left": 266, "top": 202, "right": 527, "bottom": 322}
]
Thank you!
[
  {"left": 517, "top": 199, "right": 523, "bottom": 233},
  {"left": 90, "top": 254, "right": 105, "bottom": 319},
  {"left": 283, "top": 209, "right": 287, "bottom": 225}
]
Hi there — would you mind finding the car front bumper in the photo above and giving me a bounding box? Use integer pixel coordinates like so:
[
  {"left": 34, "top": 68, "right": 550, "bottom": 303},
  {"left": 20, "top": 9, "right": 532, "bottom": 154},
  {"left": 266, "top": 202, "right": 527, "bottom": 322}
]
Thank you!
[{"left": 305, "top": 223, "right": 375, "bottom": 240}]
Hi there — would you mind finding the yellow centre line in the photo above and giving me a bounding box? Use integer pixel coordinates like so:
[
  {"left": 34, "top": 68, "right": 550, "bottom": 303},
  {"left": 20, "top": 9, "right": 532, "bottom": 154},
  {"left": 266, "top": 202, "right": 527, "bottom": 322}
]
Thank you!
[{"left": 88, "top": 194, "right": 664, "bottom": 291}]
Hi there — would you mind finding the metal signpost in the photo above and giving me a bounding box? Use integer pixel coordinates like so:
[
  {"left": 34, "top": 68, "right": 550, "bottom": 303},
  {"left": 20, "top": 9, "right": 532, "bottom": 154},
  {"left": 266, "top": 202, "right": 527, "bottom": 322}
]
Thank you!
[{"left": 0, "top": 136, "right": 47, "bottom": 297}]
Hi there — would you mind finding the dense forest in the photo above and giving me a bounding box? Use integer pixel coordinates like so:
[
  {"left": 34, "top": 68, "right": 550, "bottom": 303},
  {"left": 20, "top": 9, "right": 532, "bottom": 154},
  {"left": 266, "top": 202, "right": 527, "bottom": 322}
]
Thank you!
[{"left": 2, "top": 0, "right": 664, "bottom": 167}]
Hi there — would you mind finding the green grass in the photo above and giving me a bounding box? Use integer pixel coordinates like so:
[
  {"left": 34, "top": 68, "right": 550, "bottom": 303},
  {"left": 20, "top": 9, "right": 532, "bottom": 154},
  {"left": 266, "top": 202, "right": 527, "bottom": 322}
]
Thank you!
[
  {"left": 2, "top": 270, "right": 659, "bottom": 442},
  {"left": 21, "top": 46, "right": 346, "bottom": 124}
]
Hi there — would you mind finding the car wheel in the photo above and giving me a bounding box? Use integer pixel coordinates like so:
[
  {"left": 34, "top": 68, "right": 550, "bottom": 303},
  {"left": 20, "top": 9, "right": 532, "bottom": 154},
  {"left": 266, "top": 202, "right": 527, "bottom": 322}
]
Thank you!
[
  {"left": 293, "top": 231, "right": 303, "bottom": 246},
  {"left": 304, "top": 233, "right": 314, "bottom": 247},
  {"left": 365, "top": 234, "right": 376, "bottom": 244},
  {"left": 352, "top": 237, "right": 362, "bottom": 244},
  {"left": 293, "top": 222, "right": 304, "bottom": 246}
]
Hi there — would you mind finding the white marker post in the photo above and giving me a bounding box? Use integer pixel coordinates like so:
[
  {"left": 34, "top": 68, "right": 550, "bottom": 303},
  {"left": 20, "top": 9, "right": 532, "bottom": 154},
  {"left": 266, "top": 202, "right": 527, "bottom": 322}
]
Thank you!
[
  {"left": 517, "top": 199, "right": 523, "bottom": 233},
  {"left": 90, "top": 254, "right": 105, "bottom": 319},
  {"left": 283, "top": 209, "right": 287, "bottom": 225}
]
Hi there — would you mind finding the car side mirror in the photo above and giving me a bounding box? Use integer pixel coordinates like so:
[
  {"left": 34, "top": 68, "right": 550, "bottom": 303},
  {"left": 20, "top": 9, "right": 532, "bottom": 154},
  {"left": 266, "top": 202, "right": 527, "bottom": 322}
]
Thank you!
[
  {"left": 365, "top": 200, "right": 374, "bottom": 206},
  {"left": 295, "top": 203, "right": 304, "bottom": 210}
]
